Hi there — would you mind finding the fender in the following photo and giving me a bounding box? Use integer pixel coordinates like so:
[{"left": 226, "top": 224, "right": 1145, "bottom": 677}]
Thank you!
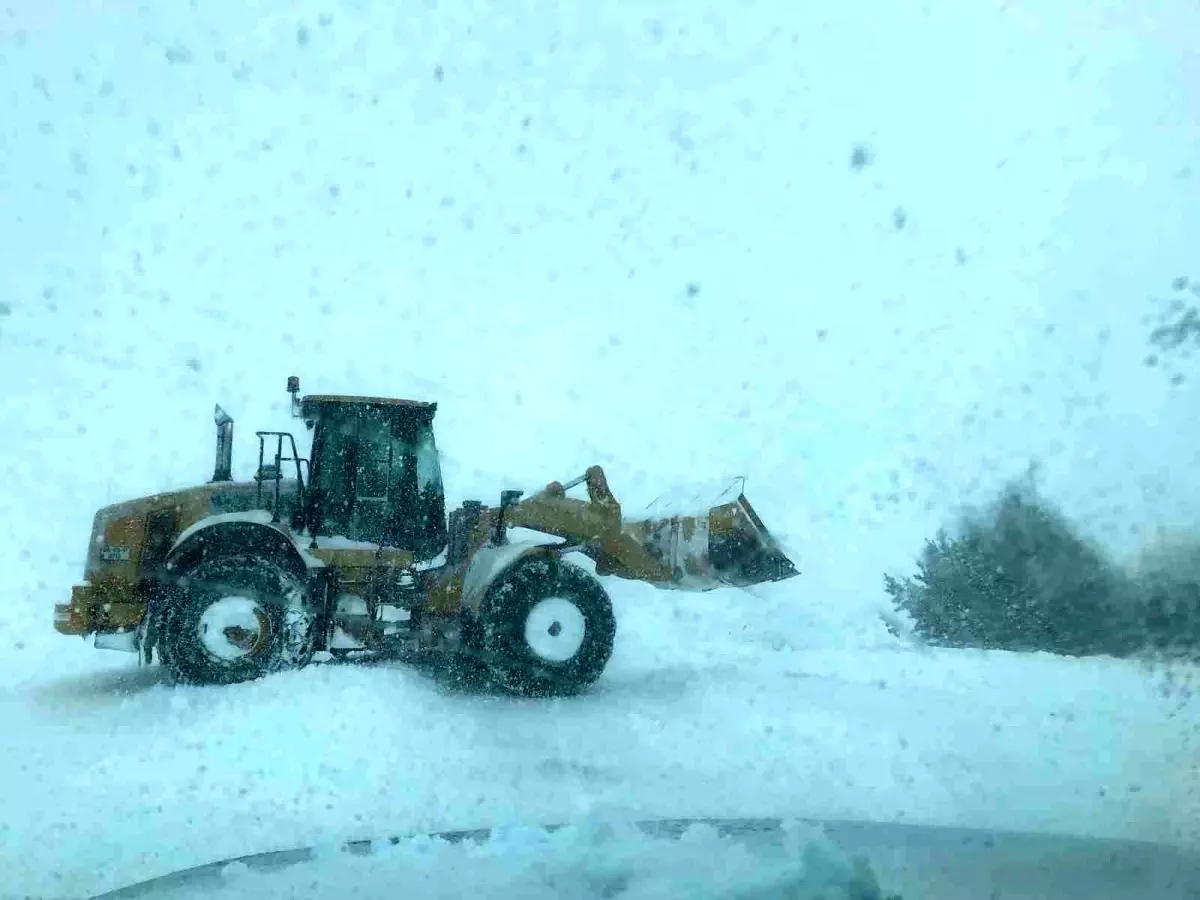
[
  {"left": 460, "top": 540, "right": 560, "bottom": 616},
  {"left": 165, "top": 511, "right": 314, "bottom": 582},
  {"left": 140, "top": 513, "right": 319, "bottom": 664}
]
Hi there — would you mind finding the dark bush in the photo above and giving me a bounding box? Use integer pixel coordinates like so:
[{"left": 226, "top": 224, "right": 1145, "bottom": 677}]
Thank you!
[
  {"left": 885, "top": 479, "right": 1147, "bottom": 657},
  {"left": 1134, "top": 539, "right": 1200, "bottom": 662}
]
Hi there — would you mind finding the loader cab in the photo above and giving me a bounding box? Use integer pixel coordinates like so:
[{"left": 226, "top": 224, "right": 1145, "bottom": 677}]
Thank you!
[{"left": 300, "top": 394, "right": 447, "bottom": 561}]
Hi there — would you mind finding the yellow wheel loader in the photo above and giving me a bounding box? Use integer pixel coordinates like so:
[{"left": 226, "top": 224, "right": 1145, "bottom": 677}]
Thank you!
[{"left": 55, "top": 378, "right": 798, "bottom": 695}]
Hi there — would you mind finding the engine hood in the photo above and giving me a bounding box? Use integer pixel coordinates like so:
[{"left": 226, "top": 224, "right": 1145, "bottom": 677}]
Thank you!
[
  {"left": 93, "top": 479, "right": 297, "bottom": 522},
  {"left": 87, "top": 816, "right": 1200, "bottom": 900},
  {"left": 83, "top": 480, "right": 301, "bottom": 580}
]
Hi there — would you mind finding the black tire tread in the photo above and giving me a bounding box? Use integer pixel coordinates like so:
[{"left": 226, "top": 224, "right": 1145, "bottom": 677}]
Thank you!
[
  {"left": 160, "top": 555, "right": 314, "bottom": 686},
  {"left": 476, "top": 557, "right": 616, "bottom": 697}
]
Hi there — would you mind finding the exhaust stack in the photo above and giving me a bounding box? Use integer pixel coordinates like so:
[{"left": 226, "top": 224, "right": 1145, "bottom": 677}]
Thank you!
[
  {"left": 287, "top": 375, "right": 301, "bottom": 417},
  {"left": 211, "top": 404, "right": 234, "bottom": 483}
]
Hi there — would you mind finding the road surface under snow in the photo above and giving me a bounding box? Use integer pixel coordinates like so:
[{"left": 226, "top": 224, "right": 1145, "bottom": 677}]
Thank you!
[{"left": 2, "top": 574, "right": 1196, "bottom": 898}]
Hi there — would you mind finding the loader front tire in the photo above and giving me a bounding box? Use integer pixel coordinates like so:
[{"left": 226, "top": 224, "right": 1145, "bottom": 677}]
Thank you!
[
  {"left": 476, "top": 557, "right": 615, "bottom": 697},
  {"left": 159, "top": 556, "right": 315, "bottom": 686}
]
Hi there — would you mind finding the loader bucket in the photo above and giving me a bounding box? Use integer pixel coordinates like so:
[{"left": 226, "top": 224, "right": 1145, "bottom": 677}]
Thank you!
[{"left": 620, "top": 482, "right": 798, "bottom": 590}]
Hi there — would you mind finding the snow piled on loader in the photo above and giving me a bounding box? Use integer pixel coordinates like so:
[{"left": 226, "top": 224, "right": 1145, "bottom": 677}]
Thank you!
[
  {"left": 629, "top": 478, "right": 745, "bottom": 521},
  {"left": 1, "top": 0, "right": 1199, "bottom": 897}
]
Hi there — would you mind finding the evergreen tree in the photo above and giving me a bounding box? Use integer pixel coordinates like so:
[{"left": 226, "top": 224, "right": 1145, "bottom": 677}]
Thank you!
[{"left": 886, "top": 478, "right": 1144, "bottom": 657}]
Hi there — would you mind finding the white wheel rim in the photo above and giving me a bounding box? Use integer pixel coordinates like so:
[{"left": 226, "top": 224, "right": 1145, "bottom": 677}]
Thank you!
[
  {"left": 198, "top": 596, "right": 268, "bottom": 661},
  {"left": 523, "top": 597, "right": 587, "bottom": 663}
]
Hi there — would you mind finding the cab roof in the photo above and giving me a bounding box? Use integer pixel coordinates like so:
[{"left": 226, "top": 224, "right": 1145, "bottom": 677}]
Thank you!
[
  {"left": 302, "top": 394, "right": 435, "bottom": 409},
  {"left": 299, "top": 395, "right": 438, "bottom": 426}
]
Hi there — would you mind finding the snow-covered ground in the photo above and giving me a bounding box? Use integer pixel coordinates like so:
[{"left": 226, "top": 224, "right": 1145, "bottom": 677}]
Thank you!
[
  {"left": 3, "top": 0, "right": 1200, "bottom": 897},
  {"left": 3, "top": 586, "right": 1198, "bottom": 897}
]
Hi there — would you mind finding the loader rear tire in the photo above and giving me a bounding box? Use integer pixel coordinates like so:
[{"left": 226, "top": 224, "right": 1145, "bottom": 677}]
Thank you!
[
  {"left": 159, "top": 556, "right": 315, "bottom": 686},
  {"left": 476, "top": 557, "right": 615, "bottom": 697}
]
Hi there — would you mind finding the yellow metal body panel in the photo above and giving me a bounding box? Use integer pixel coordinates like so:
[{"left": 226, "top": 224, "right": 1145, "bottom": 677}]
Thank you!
[
  {"left": 308, "top": 548, "right": 415, "bottom": 569},
  {"left": 56, "top": 580, "right": 145, "bottom": 635},
  {"left": 97, "top": 516, "right": 145, "bottom": 581},
  {"left": 54, "top": 597, "right": 90, "bottom": 635},
  {"left": 93, "top": 483, "right": 227, "bottom": 524},
  {"left": 503, "top": 484, "right": 677, "bottom": 584},
  {"left": 423, "top": 571, "right": 466, "bottom": 616}
]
